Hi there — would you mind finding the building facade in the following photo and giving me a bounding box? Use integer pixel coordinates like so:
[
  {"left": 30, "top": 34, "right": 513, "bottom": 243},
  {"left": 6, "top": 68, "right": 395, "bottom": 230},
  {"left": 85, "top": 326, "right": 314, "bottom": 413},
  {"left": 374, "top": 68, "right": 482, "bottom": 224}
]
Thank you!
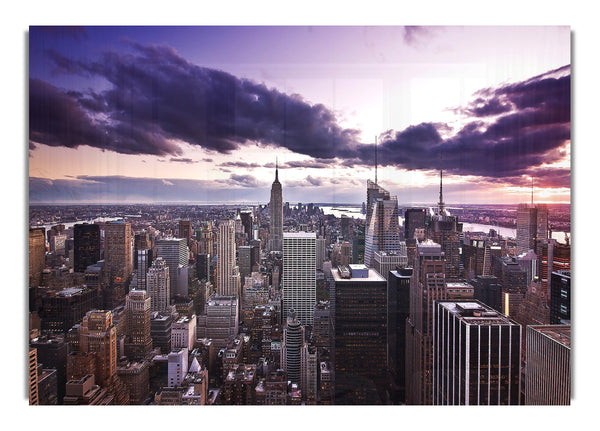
[
  {"left": 332, "top": 264, "right": 387, "bottom": 404},
  {"left": 525, "top": 325, "right": 570, "bottom": 405},
  {"left": 73, "top": 223, "right": 100, "bottom": 274},
  {"left": 432, "top": 300, "right": 522, "bottom": 405},
  {"left": 282, "top": 232, "right": 316, "bottom": 326}
]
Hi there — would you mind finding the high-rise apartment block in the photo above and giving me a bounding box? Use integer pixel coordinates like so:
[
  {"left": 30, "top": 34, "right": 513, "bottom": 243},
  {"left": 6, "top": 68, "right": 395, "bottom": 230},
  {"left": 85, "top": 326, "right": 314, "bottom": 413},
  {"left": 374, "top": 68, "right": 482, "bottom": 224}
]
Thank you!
[
  {"left": 282, "top": 232, "right": 316, "bottom": 326},
  {"left": 525, "top": 325, "right": 570, "bottom": 405},
  {"left": 432, "top": 300, "right": 522, "bottom": 405},
  {"left": 73, "top": 223, "right": 100, "bottom": 273}
]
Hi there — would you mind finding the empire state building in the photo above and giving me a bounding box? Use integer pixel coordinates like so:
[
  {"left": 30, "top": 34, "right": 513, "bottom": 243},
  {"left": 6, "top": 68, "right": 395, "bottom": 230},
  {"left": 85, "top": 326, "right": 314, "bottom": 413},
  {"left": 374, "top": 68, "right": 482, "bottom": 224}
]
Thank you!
[{"left": 269, "top": 162, "right": 283, "bottom": 252}]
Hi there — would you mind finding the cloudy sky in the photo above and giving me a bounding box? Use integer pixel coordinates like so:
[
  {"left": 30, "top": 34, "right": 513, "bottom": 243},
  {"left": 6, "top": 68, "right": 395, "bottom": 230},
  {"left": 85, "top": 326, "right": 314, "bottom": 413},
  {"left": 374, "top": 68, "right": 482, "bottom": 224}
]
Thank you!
[{"left": 28, "top": 25, "right": 571, "bottom": 205}]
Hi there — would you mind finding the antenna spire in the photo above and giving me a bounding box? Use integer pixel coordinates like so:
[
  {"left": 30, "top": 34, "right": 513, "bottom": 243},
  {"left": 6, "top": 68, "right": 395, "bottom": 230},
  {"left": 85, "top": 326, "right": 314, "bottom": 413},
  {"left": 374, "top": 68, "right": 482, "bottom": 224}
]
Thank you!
[
  {"left": 275, "top": 157, "right": 279, "bottom": 182},
  {"left": 375, "top": 135, "right": 378, "bottom": 184},
  {"left": 438, "top": 151, "right": 445, "bottom": 215}
]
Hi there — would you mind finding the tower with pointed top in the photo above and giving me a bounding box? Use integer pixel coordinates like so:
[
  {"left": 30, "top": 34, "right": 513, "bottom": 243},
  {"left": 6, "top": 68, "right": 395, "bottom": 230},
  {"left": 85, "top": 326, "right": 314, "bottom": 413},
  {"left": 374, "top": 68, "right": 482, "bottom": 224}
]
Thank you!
[
  {"left": 364, "top": 139, "right": 401, "bottom": 268},
  {"left": 426, "top": 154, "right": 462, "bottom": 281},
  {"left": 438, "top": 152, "right": 445, "bottom": 216},
  {"left": 517, "top": 178, "right": 549, "bottom": 255},
  {"left": 269, "top": 160, "right": 284, "bottom": 253}
]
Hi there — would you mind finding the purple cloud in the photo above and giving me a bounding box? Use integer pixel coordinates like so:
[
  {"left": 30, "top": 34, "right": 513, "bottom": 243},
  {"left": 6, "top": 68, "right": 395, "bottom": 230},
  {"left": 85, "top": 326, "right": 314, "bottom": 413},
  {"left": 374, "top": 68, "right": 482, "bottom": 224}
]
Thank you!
[{"left": 34, "top": 43, "right": 362, "bottom": 160}]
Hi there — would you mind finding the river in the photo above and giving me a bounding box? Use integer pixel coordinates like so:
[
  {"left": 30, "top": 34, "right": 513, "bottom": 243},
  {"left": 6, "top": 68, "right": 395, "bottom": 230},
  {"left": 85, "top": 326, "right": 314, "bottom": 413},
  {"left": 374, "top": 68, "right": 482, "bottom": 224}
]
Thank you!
[{"left": 320, "top": 205, "right": 569, "bottom": 245}]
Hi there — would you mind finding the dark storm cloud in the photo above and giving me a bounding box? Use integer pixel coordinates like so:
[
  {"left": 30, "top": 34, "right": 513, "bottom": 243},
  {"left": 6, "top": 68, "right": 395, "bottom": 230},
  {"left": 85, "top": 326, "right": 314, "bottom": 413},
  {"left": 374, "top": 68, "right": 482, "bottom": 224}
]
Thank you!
[
  {"left": 370, "top": 67, "right": 571, "bottom": 188},
  {"left": 30, "top": 42, "right": 570, "bottom": 190},
  {"left": 34, "top": 44, "right": 362, "bottom": 159},
  {"left": 284, "top": 158, "right": 337, "bottom": 169}
]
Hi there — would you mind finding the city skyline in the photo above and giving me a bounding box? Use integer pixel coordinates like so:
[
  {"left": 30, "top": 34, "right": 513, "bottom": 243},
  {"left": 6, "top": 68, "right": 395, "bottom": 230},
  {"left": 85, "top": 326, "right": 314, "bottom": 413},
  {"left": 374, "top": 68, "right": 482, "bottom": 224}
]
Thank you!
[{"left": 28, "top": 26, "right": 570, "bottom": 205}]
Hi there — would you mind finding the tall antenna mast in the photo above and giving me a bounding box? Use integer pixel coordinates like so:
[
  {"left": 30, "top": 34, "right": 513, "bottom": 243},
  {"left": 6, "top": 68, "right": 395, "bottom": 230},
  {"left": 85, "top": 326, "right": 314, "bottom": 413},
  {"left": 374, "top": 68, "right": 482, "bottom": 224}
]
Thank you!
[
  {"left": 375, "top": 135, "right": 378, "bottom": 184},
  {"left": 438, "top": 151, "right": 445, "bottom": 215}
]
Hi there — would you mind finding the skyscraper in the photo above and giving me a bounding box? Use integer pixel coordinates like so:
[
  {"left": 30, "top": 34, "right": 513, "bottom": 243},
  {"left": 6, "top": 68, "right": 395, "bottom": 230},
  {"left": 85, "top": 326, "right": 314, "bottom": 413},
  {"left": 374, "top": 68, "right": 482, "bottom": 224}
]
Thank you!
[
  {"left": 364, "top": 190, "right": 402, "bottom": 268},
  {"left": 281, "top": 309, "right": 304, "bottom": 386},
  {"left": 29, "top": 227, "right": 46, "bottom": 287},
  {"left": 432, "top": 300, "right": 522, "bottom": 405},
  {"left": 155, "top": 237, "right": 188, "bottom": 299},
  {"left": 269, "top": 162, "right": 283, "bottom": 253},
  {"left": 124, "top": 289, "right": 153, "bottom": 361},
  {"left": 516, "top": 203, "right": 548, "bottom": 254},
  {"left": 103, "top": 221, "right": 133, "bottom": 284},
  {"left": 198, "top": 222, "right": 214, "bottom": 256},
  {"left": 404, "top": 208, "right": 426, "bottom": 241},
  {"left": 550, "top": 270, "right": 571, "bottom": 324},
  {"left": 282, "top": 232, "right": 316, "bottom": 326},
  {"left": 136, "top": 248, "right": 152, "bottom": 290},
  {"left": 374, "top": 248, "right": 407, "bottom": 280},
  {"left": 29, "top": 348, "right": 39, "bottom": 405},
  {"left": 146, "top": 257, "right": 171, "bottom": 314},
  {"left": 525, "top": 325, "right": 570, "bottom": 405},
  {"left": 73, "top": 223, "right": 100, "bottom": 273},
  {"left": 178, "top": 220, "right": 192, "bottom": 245},
  {"left": 388, "top": 267, "right": 412, "bottom": 404},
  {"left": 217, "top": 219, "right": 240, "bottom": 297},
  {"left": 332, "top": 264, "right": 387, "bottom": 404},
  {"left": 405, "top": 240, "right": 446, "bottom": 405},
  {"left": 365, "top": 179, "right": 390, "bottom": 227},
  {"left": 79, "top": 310, "right": 118, "bottom": 387}
]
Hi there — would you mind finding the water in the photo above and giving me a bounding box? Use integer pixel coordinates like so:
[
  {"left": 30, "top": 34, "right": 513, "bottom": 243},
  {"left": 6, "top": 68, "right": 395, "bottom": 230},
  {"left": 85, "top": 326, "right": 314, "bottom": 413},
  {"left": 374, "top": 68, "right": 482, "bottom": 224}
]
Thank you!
[
  {"left": 33, "top": 217, "right": 123, "bottom": 232},
  {"left": 462, "top": 222, "right": 569, "bottom": 244},
  {"left": 320, "top": 205, "right": 364, "bottom": 219},
  {"left": 320, "top": 206, "right": 569, "bottom": 245}
]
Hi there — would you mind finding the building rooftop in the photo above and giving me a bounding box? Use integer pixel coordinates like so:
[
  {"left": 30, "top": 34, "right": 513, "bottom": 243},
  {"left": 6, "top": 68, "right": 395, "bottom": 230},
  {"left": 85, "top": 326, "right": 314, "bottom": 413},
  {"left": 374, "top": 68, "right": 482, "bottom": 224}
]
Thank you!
[
  {"left": 529, "top": 325, "right": 571, "bottom": 349},
  {"left": 283, "top": 231, "right": 316, "bottom": 239},
  {"left": 439, "top": 301, "right": 517, "bottom": 326},
  {"left": 331, "top": 266, "right": 386, "bottom": 283}
]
